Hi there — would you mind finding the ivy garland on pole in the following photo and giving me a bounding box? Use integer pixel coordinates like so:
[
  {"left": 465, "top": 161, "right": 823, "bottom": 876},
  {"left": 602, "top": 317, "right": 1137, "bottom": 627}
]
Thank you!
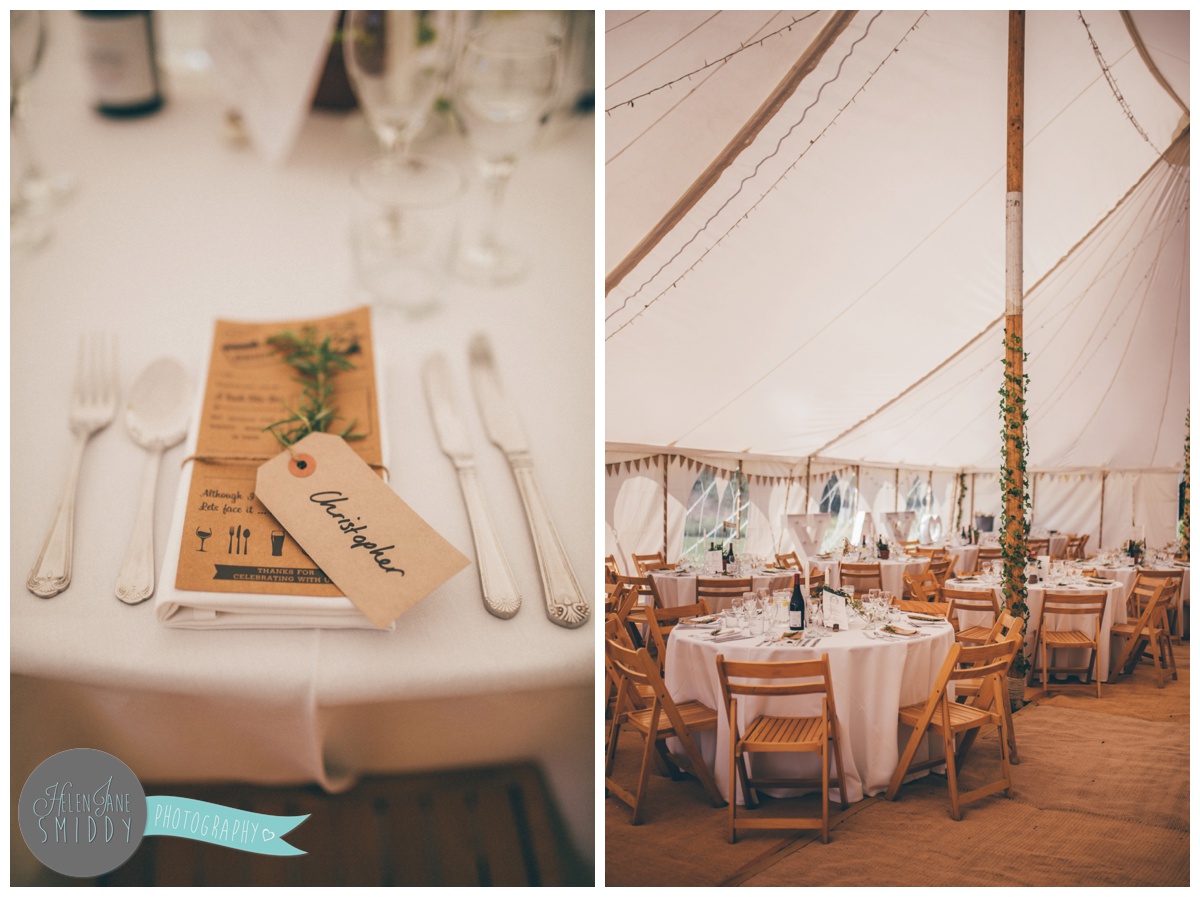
[
  {"left": 1181, "top": 410, "right": 1190, "bottom": 562},
  {"left": 999, "top": 333, "right": 1032, "bottom": 676}
]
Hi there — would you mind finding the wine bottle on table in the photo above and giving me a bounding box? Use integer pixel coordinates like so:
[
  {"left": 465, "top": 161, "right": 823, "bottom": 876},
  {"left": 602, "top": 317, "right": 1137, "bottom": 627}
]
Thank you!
[
  {"left": 77, "top": 11, "right": 164, "bottom": 118},
  {"left": 789, "top": 573, "right": 806, "bottom": 631}
]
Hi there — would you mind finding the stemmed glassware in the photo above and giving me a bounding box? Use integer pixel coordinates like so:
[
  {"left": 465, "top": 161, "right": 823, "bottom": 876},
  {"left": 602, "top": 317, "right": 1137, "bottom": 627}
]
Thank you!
[
  {"left": 731, "top": 595, "right": 745, "bottom": 629},
  {"left": 343, "top": 11, "right": 462, "bottom": 162},
  {"left": 452, "top": 21, "right": 562, "bottom": 286},
  {"left": 343, "top": 12, "right": 466, "bottom": 313},
  {"left": 11, "top": 10, "right": 73, "bottom": 250}
]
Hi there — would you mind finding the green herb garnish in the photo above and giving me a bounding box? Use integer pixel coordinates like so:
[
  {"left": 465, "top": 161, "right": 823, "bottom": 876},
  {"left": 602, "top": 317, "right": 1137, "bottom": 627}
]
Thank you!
[{"left": 263, "top": 326, "right": 365, "bottom": 447}]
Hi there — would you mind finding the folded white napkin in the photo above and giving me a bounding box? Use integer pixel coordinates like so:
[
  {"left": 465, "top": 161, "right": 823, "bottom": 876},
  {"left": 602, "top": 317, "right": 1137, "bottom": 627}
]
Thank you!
[
  {"left": 154, "top": 326, "right": 390, "bottom": 631},
  {"left": 709, "top": 631, "right": 752, "bottom": 643}
]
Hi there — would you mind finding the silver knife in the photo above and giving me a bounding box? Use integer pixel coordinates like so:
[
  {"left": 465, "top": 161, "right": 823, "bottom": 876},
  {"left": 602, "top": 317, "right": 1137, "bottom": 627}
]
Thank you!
[
  {"left": 423, "top": 354, "right": 521, "bottom": 620},
  {"left": 467, "top": 335, "right": 590, "bottom": 629}
]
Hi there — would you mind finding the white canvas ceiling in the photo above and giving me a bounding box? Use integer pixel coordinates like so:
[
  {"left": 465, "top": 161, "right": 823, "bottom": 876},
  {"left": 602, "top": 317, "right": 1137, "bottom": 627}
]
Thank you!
[{"left": 605, "top": 10, "right": 1189, "bottom": 473}]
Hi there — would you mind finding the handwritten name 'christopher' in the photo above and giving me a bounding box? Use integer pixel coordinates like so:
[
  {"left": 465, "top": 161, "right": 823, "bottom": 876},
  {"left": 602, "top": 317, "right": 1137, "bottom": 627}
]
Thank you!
[{"left": 309, "top": 492, "right": 406, "bottom": 575}]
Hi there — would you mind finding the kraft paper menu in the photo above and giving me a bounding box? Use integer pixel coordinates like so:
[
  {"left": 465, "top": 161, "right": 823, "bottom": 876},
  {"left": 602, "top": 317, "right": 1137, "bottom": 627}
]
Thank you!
[{"left": 173, "top": 306, "right": 381, "bottom": 598}]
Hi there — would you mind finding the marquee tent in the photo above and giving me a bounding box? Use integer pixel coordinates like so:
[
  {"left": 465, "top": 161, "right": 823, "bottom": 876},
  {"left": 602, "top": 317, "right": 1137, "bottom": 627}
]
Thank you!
[{"left": 603, "top": 10, "right": 1189, "bottom": 567}]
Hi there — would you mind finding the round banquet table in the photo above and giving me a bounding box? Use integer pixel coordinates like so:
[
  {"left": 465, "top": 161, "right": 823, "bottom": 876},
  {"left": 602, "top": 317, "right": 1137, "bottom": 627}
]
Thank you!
[
  {"left": 664, "top": 621, "right": 956, "bottom": 804},
  {"left": 943, "top": 545, "right": 979, "bottom": 575},
  {"left": 812, "top": 556, "right": 930, "bottom": 597},
  {"left": 11, "top": 11, "right": 594, "bottom": 874},
  {"left": 947, "top": 576, "right": 1127, "bottom": 681},
  {"left": 650, "top": 570, "right": 796, "bottom": 612}
]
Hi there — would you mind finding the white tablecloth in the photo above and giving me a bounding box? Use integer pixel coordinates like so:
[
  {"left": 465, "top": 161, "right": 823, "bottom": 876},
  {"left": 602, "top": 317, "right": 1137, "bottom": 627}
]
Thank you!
[
  {"left": 11, "top": 12, "right": 594, "bottom": 869},
  {"left": 947, "top": 578, "right": 1126, "bottom": 681},
  {"left": 813, "top": 556, "right": 930, "bottom": 597},
  {"left": 650, "top": 570, "right": 795, "bottom": 612},
  {"left": 665, "top": 623, "right": 955, "bottom": 804}
]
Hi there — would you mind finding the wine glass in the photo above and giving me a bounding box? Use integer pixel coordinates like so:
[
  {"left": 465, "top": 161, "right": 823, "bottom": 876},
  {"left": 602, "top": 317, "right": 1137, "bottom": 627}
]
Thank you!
[
  {"left": 10, "top": 10, "right": 68, "bottom": 249},
  {"left": 731, "top": 596, "right": 745, "bottom": 629},
  {"left": 195, "top": 526, "right": 212, "bottom": 552},
  {"left": 343, "top": 11, "right": 463, "bottom": 160},
  {"left": 453, "top": 21, "right": 562, "bottom": 286}
]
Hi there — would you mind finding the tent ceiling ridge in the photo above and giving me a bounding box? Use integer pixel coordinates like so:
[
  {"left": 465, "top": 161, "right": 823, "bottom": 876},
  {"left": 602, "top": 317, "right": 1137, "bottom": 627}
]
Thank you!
[{"left": 604, "top": 10, "right": 857, "bottom": 299}]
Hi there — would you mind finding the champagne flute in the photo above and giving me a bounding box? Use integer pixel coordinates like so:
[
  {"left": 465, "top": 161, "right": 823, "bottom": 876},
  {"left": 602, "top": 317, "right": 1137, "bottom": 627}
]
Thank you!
[
  {"left": 342, "top": 10, "right": 462, "bottom": 161},
  {"left": 453, "top": 22, "right": 562, "bottom": 286}
]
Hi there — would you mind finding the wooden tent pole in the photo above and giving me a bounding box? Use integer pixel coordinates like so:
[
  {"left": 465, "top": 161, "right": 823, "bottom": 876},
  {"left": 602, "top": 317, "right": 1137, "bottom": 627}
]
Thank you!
[
  {"left": 805, "top": 457, "right": 812, "bottom": 513},
  {"left": 662, "top": 454, "right": 669, "bottom": 559},
  {"left": 1003, "top": 10, "right": 1027, "bottom": 606},
  {"left": 1099, "top": 470, "right": 1107, "bottom": 549}
]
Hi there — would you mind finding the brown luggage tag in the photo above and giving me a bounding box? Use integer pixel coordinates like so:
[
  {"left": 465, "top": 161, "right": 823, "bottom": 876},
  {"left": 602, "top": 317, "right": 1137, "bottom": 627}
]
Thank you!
[{"left": 256, "top": 432, "right": 470, "bottom": 629}]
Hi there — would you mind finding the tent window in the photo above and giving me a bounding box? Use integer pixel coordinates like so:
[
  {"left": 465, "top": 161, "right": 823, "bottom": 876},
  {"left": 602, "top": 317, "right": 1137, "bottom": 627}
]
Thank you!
[
  {"left": 904, "top": 475, "right": 931, "bottom": 516},
  {"left": 681, "top": 469, "right": 748, "bottom": 561},
  {"left": 818, "top": 473, "right": 858, "bottom": 551}
]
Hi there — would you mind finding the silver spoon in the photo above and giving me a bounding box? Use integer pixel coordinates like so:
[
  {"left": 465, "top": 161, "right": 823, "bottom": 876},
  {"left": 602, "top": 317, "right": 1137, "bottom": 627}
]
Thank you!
[{"left": 115, "top": 358, "right": 192, "bottom": 604}]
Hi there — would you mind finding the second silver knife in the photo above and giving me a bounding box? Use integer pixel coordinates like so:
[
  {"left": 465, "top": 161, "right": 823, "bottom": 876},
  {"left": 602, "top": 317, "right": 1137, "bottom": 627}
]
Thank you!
[
  {"left": 423, "top": 353, "right": 521, "bottom": 619},
  {"left": 468, "top": 334, "right": 590, "bottom": 629}
]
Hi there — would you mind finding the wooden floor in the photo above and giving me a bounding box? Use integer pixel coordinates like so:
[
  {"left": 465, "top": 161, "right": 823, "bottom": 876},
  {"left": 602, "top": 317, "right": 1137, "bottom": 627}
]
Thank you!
[{"left": 19, "top": 763, "right": 591, "bottom": 887}]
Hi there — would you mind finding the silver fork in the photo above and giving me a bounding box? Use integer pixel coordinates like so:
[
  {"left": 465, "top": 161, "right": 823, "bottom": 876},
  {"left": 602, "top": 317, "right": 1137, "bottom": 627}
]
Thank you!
[{"left": 27, "top": 335, "right": 118, "bottom": 597}]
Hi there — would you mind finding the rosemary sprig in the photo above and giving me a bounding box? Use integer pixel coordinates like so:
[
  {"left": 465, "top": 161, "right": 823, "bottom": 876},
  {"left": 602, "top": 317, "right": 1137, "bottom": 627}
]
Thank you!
[{"left": 263, "top": 326, "right": 365, "bottom": 447}]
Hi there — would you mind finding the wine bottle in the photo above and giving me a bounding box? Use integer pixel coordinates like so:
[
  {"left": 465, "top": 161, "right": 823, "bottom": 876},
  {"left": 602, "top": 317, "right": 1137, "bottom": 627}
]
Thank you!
[
  {"left": 789, "top": 573, "right": 806, "bottom": 631},
  {"left": 78, "top": 11, "right": 164, "bottom": 118}
]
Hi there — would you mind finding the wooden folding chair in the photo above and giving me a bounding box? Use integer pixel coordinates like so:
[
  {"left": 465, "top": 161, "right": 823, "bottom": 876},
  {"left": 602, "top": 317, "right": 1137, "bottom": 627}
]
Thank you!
[
  {"left": 977, "top": 545, "right": 1002, "bottom": 568},
  {"left": 897, "top": 540, "right": 920, "bottom": 555},
  {"left": 715, "top": 654, "right": 849, "bottom": 844},
  {"left": 913, "top": 547, "right": 947, "bottom": 562},
  {"left": 632, "top": 551, "right": 674, "bottom": 575},
  {"left": 1110, "top": 578, "right": 1177, "bottom": 687},
  {"left": 604, "top": 614, "right": 652, "bottom": 742},
  {"left": 604, "top": 581, "right": 623, "bottom": 616},
  {"left": 1076, "top": 533, "right": 1090, "bottom": 558},
  {"left": 645, "top": 601, "right": 711, "bottom": 674},
  {"left": 1134, "top": 568, "right": 1185, "bottom": 642},
  {"left": 775, "top": 552, "right": 802, "bottom": 570},
  {"left": 903, "top": 568, "right": 942, "bottom": 602},
  {"left": 613, "top": 574, "right": 662, "bottom": 648},
  {"left": 1030, "top": 589, "right": 1108, "bottom": 698},
  {"left": 954, "top": 614, "right": 1025, "bottom": 763},
  {"left": 885, "top": 639, "right": 1018, "bottom": 820},
  {"left": 890, "top": 596, "right": 952, "bottom": 619},
  {"left": 839, "top": 562, "right": 882, "bottom": 593},
  {"left": 604, "top": 639, "right": 725, "bottom": 824},
  {"left": 927, "top": 557, "right": 954, "bottom": 587},
  {"left": 604, "top": 554, "right": 622, "bottom": 584},
  {"left": 1027, "top": 538, "right": 1050, "bottom": 558},
  {"left": 1064, "top": 535, "right": 1084, "bottom": 560},
  {"left": 781, "top": 568, "right": 826, "bottom": 593},
  {"left": 942, "top": 586, "right": 1000, "bottom": 645},
  {"left": 695, "top": 577, "right": 754, "bottom": 613}
]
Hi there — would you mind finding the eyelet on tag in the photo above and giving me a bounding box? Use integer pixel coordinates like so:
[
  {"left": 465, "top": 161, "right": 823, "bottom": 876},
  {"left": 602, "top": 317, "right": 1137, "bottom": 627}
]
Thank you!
[{"left": 288, "top": 453, "right": 316, "bottom": 478}]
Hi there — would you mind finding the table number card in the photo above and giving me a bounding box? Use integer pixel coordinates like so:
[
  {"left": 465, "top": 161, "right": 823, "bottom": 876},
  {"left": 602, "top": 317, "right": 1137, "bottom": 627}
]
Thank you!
[
  {"left": 206, "top": 11, "right": 337, "bottom": 165},
  {"left": 174, "top": 307, "right": 381, "bottom": 598},
  {"left": 256, "top": 433, "right": 470, "bottom": 628}
]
